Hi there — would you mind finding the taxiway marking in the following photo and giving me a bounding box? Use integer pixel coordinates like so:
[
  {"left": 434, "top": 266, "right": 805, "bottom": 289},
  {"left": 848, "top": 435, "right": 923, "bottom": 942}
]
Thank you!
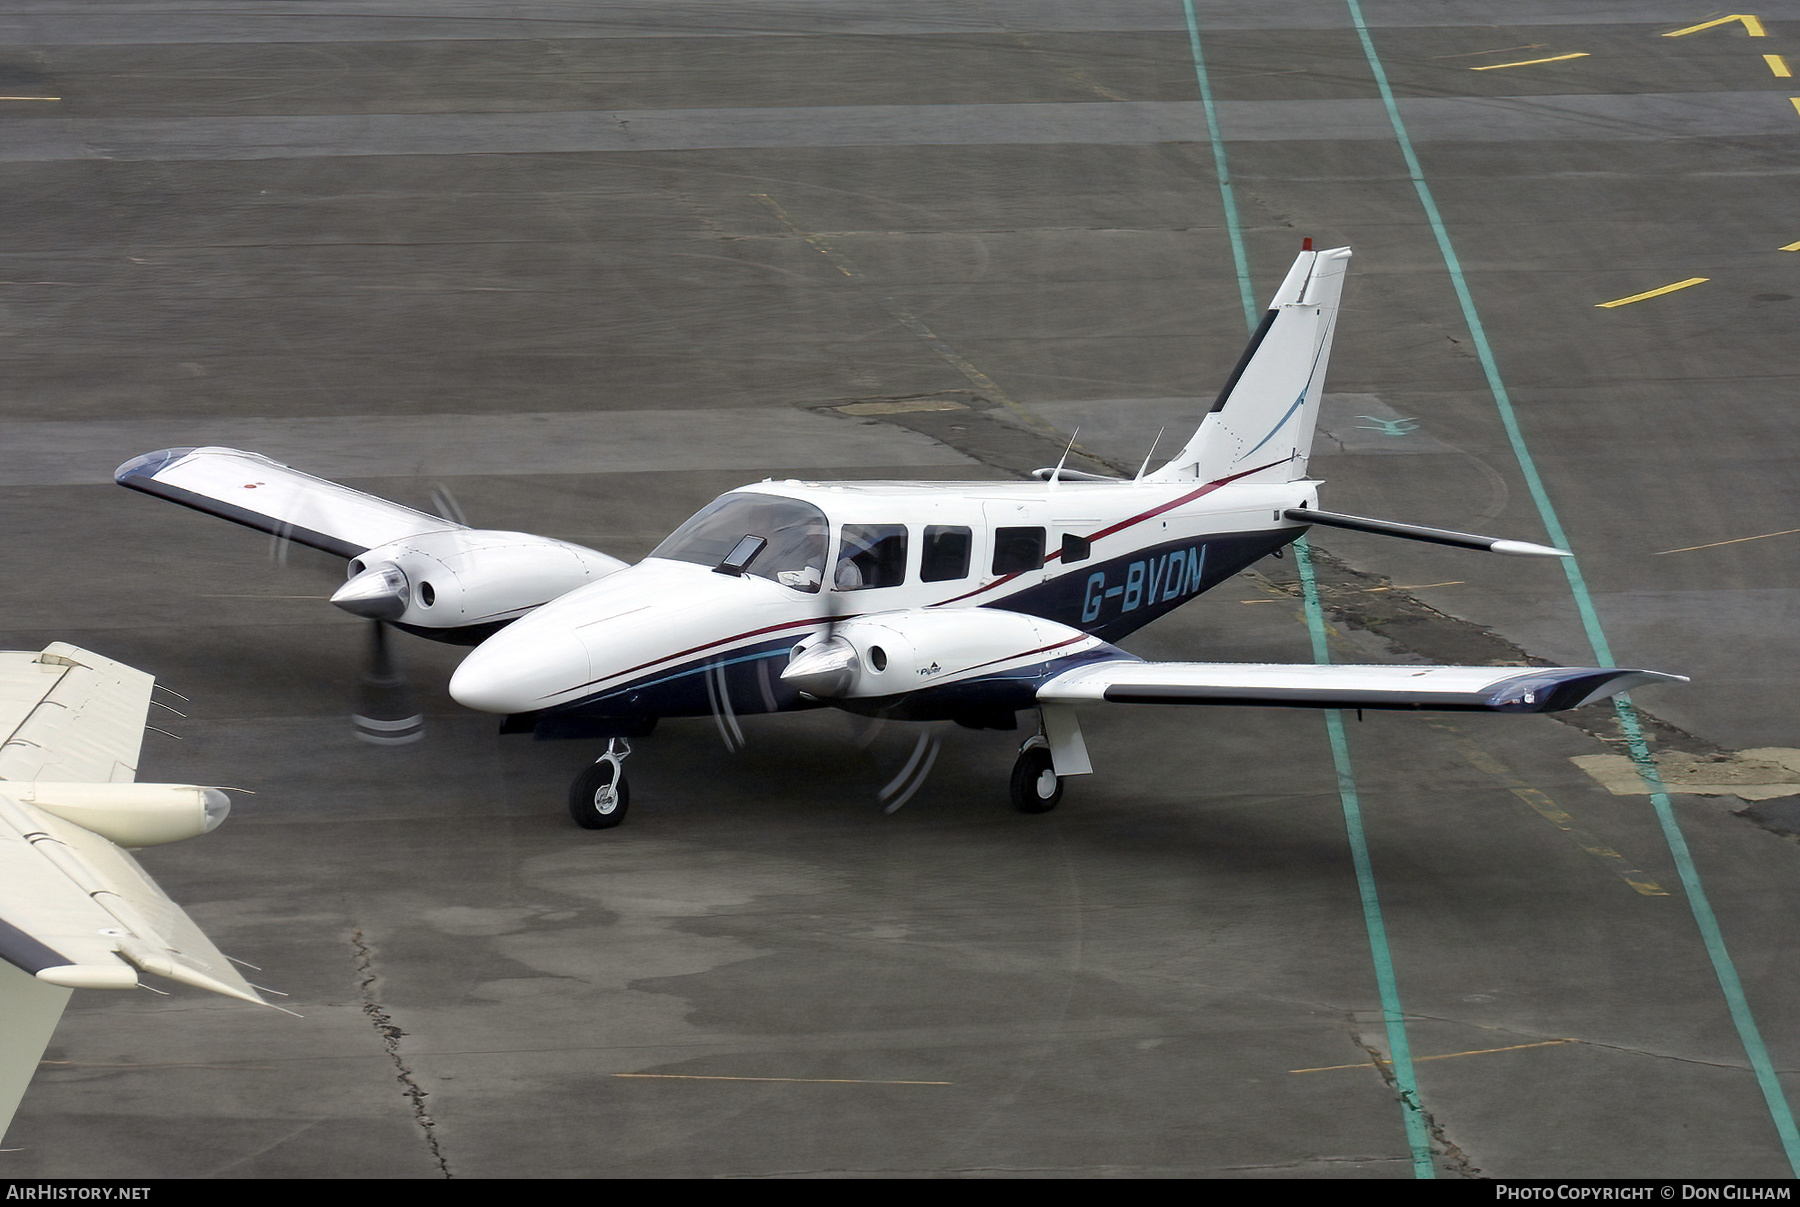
[
  {"left": 1655, "top": 526, "right": 1800, "bottom": 554},
  {"left": 614, "top": 1073, "right": 952, "bottom": 1085},
  {"left": 1768, "top": 55, "right": 1793, "bottom": 77},
  {"left": 1595, "top": 278, "right": 1708, "bottom": 308},
  {"left": 1292, "top": 1039, "right": 1576, "bottom": 1074},
  {"left": 1470, "top": 53, "right": 1588, "bottom": 71},
  {"left": 1781, "top": 240, "right": 1800, "bottom": 251},
  {"left": 1348, "top": 0, "right": 1800, "bottom": 1167},
  {"left": 1663, "top": 15, "right": 1767, "bottom": 38},
  {"left": 1432, "top": 44, "right": 1549, "bottom": 61},
  {"left": 1434, "top": 728, "right": 1668, "bottom": 897},
  {"left": 1191, "top": 3, "right": 1432, "bottom": 1175}
]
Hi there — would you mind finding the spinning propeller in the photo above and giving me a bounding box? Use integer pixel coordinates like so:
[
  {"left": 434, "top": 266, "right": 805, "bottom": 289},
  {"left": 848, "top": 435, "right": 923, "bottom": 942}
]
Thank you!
[{"left": 769, "top": 537, "right": 942, "bottom": 813}]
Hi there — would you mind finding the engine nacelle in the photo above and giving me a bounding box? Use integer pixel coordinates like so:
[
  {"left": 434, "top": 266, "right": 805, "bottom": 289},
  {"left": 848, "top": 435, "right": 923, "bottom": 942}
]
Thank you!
[
  {"left": 333, "top": 530, "right": 628, "bottom": 629},
  {"left": 3, "top": 782, "right": 230, "bottom": 847},
  {"left": 783, "top": 608, "right": 1099, "bottom": 700}
]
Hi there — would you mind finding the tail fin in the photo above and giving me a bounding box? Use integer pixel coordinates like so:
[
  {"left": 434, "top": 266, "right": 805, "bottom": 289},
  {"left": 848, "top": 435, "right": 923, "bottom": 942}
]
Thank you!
[{"left": 1147, "top": 245, "right": 1351, "bottom": 485}]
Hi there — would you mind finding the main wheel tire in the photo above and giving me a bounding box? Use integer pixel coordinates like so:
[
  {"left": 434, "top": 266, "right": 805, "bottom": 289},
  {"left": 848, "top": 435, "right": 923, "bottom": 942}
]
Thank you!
[
  {"left": 1009, "top": 746, "right": 1062, "bottom": 814},
  {"left": 569, "top": 761, "right": 630, "bottom": 829}
]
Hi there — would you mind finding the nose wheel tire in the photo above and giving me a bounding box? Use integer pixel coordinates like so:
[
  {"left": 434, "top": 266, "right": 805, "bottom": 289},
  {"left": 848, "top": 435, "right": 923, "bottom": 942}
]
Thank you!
[
  {"left": 570, "top": 760, "right": 630, "bottom": 829},
  {"left": 1010, "top": 745, "right": 1062, "bottom": 814}
]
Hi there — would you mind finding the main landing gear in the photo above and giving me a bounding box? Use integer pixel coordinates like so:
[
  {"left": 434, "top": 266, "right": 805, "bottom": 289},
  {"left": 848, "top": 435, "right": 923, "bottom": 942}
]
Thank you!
[
  {"left": 569, "top": 738, "right": 631, "bottom": 829},
  {"left": 1009, "top": 735, "right": 1063, "bottom": 814}
]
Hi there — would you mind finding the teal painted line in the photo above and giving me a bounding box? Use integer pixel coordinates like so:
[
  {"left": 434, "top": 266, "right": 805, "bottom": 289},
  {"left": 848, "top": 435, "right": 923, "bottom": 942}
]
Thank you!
[
  {"left": 1343, "top": 0, "right": 1800, "bottom": 1173},
  {"left": 1181, "top": 4, "right": 1436, "bottom": 1177},
  {"left": 1180, "top": 0, "right": 1258, "bottom": 328},
  {"left": 1296, "top": 539, "right": 1437, "bottom": 1176}
]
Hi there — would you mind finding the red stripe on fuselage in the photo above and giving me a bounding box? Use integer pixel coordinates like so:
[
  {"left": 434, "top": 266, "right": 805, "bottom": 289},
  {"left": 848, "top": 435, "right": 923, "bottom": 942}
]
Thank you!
[{"left": 933, "top": 457, "right": 1292, "bottom": 607}]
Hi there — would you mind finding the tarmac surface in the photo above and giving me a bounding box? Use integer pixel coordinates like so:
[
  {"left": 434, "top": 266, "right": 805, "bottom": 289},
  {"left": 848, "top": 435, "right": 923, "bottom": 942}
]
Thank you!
[{"left": 2, "top": 0, "right": 1799, "bottom": 1179}]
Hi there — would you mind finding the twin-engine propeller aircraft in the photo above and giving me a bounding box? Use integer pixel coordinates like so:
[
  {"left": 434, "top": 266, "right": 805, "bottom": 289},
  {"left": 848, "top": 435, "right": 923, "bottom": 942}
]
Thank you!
[
  {"left": 0, "top": 643, "right": 270, "bottom": 1141},
  {"left": 117, "top": 245, "right": 1682, "bottom": 829}
]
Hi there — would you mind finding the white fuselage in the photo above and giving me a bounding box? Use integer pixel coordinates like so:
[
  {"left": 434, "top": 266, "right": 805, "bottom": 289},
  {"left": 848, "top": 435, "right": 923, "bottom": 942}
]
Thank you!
[{"left": 448, "top": 473, "right": 1319, "bottom": 726}]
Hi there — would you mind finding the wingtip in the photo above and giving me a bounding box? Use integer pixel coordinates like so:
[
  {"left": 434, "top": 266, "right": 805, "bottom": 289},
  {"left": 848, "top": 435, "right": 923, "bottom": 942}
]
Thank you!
[{"left": 113, "top": 447, "right": 197, "bottom": 485}]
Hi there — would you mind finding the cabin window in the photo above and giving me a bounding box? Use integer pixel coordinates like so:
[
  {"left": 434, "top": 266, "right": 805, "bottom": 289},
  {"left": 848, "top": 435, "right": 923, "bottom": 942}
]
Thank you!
[
  {"left": 992, "top": 526, "right": 1045, "bottom": 576},
  {"left": 836, "top": 524, "right": 908, "bottom": 590},
  {"left": 1061, "top": 533, "right": 1091, "bottom": 563},
  {"left": 920, "top": 526, "right": 972, "bottom": 582},
  {"left": 650, "top": 492, "right": 828, "bottom": 592}
]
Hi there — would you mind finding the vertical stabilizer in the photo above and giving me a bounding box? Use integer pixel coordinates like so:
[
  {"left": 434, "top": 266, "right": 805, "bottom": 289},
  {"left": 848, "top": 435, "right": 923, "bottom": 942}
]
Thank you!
[{"left": 1148, "top": 246, "right": 1351, "bottom": 485}]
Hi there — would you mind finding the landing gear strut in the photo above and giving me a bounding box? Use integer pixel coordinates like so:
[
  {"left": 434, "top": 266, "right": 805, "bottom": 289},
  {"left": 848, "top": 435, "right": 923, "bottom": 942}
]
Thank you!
[
  {"left": 570, "top": 739, "right": 631, "bottom": 829},
  {"left": 1009, "top": 736, "right": 1062, "bottom": 814}
]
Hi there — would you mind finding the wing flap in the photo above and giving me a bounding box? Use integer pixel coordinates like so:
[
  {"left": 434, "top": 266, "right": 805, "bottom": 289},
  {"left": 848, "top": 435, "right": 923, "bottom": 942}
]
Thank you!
[
  {"left": 116, "top": 446, "right": 459, "bottom": 559},
  {"left": 0, "top": 791, "right": 262, "bottom": 1004},
  {"left": 0, "top": 644, "right": 153, "bottom": 783},
  {"left": 1039, "top": 661, "right": 1686, "bottom": 713}
]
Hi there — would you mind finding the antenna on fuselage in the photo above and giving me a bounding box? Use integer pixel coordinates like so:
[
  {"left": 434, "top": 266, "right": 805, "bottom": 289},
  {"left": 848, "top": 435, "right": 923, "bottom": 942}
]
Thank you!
[
  {"left": 1134, "top": 427, "right": 1165, "bottom": 483},
  {"left": 1047, "top": 428, "right": 1079, "bottom": 492}
]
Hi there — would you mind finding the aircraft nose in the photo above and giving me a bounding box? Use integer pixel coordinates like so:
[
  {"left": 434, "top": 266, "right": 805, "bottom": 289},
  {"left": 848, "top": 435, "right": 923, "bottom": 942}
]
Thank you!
[{"left": 450, "top": 622, "right": 592, "bottom": 714}]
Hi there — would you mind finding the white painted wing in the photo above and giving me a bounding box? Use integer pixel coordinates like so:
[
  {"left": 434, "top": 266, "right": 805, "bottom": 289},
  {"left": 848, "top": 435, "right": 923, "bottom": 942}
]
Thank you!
[
  {"left": 116, "top": 445, "right": 460, "bottom": 559},
  {"left": 0, "top": 791, "right": 262, "bottom": 1004},
  {"left": 0, "top": 643, "right": 154, "bottom": 783},
  {"left": 0, "top": 644, "right": 267, "bottom": 1142},
  {"left": 0, "top": 644, "right": 263, "bottom": 1003},
  {"left": 1038, "top": 660, "right": 1686, "bottom": 713}
]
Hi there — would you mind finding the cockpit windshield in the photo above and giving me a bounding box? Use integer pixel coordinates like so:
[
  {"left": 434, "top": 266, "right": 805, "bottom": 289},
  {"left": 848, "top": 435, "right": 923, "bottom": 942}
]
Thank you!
[{"left": 650, "top": 492, "right": 829, "bottom": 592}]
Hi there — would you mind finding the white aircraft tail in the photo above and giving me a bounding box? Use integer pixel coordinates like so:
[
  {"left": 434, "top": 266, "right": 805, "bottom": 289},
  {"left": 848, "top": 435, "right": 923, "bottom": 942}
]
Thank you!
[{"left": 1147, "top": 245, "right": 1351, "bottom": 485}]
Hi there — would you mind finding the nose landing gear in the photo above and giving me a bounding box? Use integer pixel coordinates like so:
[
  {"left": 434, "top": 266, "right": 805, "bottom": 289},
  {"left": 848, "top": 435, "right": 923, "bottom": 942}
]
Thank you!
[{"left": 570, "top": 738, "right": 631, "bottom": 829}]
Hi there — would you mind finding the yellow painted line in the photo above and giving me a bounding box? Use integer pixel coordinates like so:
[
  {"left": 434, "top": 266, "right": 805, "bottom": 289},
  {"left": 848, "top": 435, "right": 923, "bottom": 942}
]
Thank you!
[
  {"left": 1664, "top": 14, "right": 1766, "bottom": 37},
  {"left": 1432, "top": 44, "right": 1549, "bottom": 61},
  {"left": 0, "top": 95, "right": 59, "bottom": 101},
  {"left": 1783, "top": 240, "right": 1800, "bottom": 251},
  {"left": 1595, "top": 277, "right": 1708, "bottom": 308},
  {"left": 1292, "top": 1039, "right": 1577, "bottom": 1074},
  {"left": 1656, "top": 526, "right": 1800, "bottom": 554},
  {"left": 1768, "top": 54, "right": 1794, "bottom": 77},
  {"left": 1360, "top": 580, "right": 1465, "bottom": 593},
  {"left": 1433, "top": 728, "right": 1668, "bottom": 896},
  {"left": 1470, "top": 53, "right": 1589, "bottom": 71},
  {"left": 614, "top": 1073, "right": 952, "bottom": 1085},
  {"left": 1791, "top": 97, "right": 1800, "bottom": 118}
]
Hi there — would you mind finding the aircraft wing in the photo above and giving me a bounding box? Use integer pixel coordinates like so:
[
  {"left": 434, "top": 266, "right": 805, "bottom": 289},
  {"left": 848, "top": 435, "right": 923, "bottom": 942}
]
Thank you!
[
  {"left": 116, "top": 445, "right": 461, "bottom": 559},
  {"left": 0, "top": 642, "right": 263, "bottom": 1002},
  {"left": 0, "top": 644, "right": 267, "bottom": 1140},
  {"left": 0, "top": 790, "right": 263, "bottom": 1003},
  {"left": 1037, "top": 660, "right": 1686, "bottom": 713},
  {"left": 0, "top": 642, "right": 154, "bottom": 783}
]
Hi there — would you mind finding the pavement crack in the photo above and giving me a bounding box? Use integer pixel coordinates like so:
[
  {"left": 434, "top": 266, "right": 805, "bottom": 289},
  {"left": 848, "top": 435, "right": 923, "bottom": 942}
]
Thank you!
[
  {"left": 1347, "top": 1026, "right": 1479, "bottom": 1178},
  {"left": 353, "top": 928, "right": 450, "bottom": 1178}
]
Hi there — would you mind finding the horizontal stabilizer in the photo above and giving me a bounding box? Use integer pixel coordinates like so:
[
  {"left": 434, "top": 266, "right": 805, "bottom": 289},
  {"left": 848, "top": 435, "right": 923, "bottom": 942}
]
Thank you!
[
  {"left": 1286, "top": 508, "right": 1569, "bottom": 558},
  {"left": 117, "top": 446, "right": 460, "bottom": 560},
  {"left": 1039, "top": 661, "right": 1686, "bottom": 713}
]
